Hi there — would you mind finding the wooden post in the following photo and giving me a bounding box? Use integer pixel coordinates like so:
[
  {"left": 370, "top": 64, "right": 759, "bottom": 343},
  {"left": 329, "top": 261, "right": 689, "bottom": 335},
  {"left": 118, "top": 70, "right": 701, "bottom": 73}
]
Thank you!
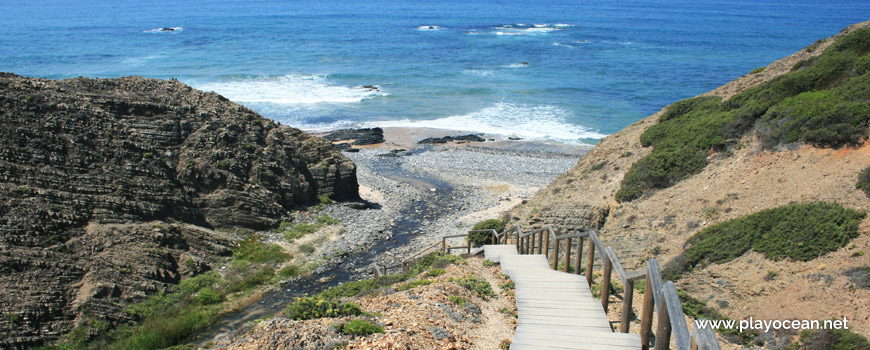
[
  {"left": 601, "top": 255, "right": 613, "bottom": 313},
  {"left": 620, "top": 280, "right": 635, "bottom": 333},
  {"left": 441, "top": 238, "right": 446, "bottom": 254},
  {"left": 575, "top": 237, "right": 583, "bottom": 275},
  {"left": 467, "top": 237, "right": 471, "bottom": 254},
  {"left": 519, "top": 235, "right": 524, "bottom": 254},
  {"left": 564, "top": 237, "right": 572, "bottom": 273},
  {"left": 543, "top": 230, "right": 550, "bottom": 258},
  {"left": 552, "top": 239, "right": 560, "bottom": 270},
  {"left": 537, "top": 232, "right": 543, "bottom": 254},
  {"left": 655, "top": 297, "right": 672, "bottom": 350},
  {"left": 640, "top": 273, "right": 655, "bottom": 350},
  {"left": 586, "top": 238, "right": 595, "bottom": 287}
]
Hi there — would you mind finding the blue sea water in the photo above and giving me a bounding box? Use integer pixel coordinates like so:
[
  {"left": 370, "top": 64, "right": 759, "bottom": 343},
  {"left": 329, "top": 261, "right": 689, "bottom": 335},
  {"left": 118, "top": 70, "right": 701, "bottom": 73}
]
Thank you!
[{"left": 2, "top": 0, "right": 869, "bottom": 144}]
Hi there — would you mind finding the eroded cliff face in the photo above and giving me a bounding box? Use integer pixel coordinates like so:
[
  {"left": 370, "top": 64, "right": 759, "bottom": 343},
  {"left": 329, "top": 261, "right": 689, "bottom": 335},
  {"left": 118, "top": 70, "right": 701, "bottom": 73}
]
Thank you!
[
  {"left": 511, "top": 22, "right": 870, "bottom": 342},
  {"left": 0, "top": 73, "right": 359, "bottom": 348}
]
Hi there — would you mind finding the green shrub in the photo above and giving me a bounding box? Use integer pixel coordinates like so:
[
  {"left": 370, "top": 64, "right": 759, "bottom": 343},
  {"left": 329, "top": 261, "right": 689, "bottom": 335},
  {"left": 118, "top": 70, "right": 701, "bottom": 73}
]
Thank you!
[
  {"left": 298, "top": 244, "right": 315, "bottom": 254},
  {"left": 317, "top": 214, "right": 340, "bottom": 225},
  {"left": 617, "top": 28, "right": 870, "bottom": 202},
  {"left": 795, "top": 328, "right": 870, "bottom": 350},
  {"left": 454, "top": 275, "right": 494, "bottom": 298},
  {"left": 226, "top": 266, "right": 275, "bottom": 293},
  {"left": 283, "top": 223, "right": 319, "bottom": 240},
  {"left": 425, "top": 268, "right": 445, "bottom": 277},
  {"left": 338, "top": 319, "right": 383, "bottom": 336},
  {"left": 233, "top": 234, "right": 289, "bottom": 264},
  {"left": 685, "top": 202, "right": 865, "bottom": 268},
  {"left": 318, "top": 273, "right": 411, "bottom": 299},
  {"left": 500, "top": 281, "right": 514, "bottom": 290},
  {"left": 403, "top": 252, "right": 466, "bottom": 276},
  {"left": 469, "top": 219, "right": 507, "bottom": 247},
  {"left": 397, "top": 279, "right": 434, "bottom": 291},
  {"left": 196, "top": 288, "right": 224, "bottom": 305},
  {"left": 857, "top": 167, "right": 870, "bottom": 196},
  {"left": 318, "top": 194, "right": 333, "bottom": 205},
  {"left": 448, "top": 295, "right": 467, "bottom": 306},
  {"left": 483, "top": 259, "right": 498, "bottom": 267},
  {"left": 285, "top": 297, "right": 362, "bottom": 320},
  {"left": 750, "top": 66, "right": 766, "bottom": 74},
  {"left": 278, "top": 264, "right": 302, "bottom": 278},
  {"left": 678, "top": 290, "right": 757, "bottom": 344}
]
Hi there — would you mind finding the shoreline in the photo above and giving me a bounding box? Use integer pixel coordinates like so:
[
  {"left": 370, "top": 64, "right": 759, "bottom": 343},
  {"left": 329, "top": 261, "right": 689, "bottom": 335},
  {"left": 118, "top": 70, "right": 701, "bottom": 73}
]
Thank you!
[
  {"left": 202, "top": 127, "right": 583, "bottom": 346},
  {"left": 314, "top": 126, "right": 595, "bottom": 156}
]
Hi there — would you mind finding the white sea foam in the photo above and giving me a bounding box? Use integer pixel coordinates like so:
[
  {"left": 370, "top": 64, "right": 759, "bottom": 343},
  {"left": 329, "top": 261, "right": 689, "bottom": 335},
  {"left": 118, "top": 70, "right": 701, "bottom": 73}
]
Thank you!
[
  {"left": 554, "top": 23, "right": 575, "bottom": 27},
  {"left": 490, "top": 24, "right": 564, "bottom": 36},
  {"left": 144, "top": 27, "right": 182, "bottom": 33},
  {"left": 573, "top": 40, "right": 592, "bottom": 44},
  {"left": 552, "top": 42, "right": 574, "bottom": 48},
  {"left": 461, "top": 69, "right": 497, "bottom": 77},
  {"left": 195, "top": 74, "right": 386, "bottom": 104},
  {"left": 368, "top": 103, "right": 606, "bottom": 143},
  {"left": 416, "top": 25, "right": 445, "bottom": 31},
  {"left": 502, "top": 63, "right": 529, "bottom": 69}
]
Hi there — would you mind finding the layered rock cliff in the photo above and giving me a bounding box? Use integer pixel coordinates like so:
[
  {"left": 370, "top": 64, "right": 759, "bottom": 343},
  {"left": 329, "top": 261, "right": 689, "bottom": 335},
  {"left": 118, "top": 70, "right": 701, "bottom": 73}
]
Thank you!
[
  {"left": 511, "top": 21, "right": 870, "bottom": 343},
  {"left": 0, "top": 73, "right": 358, "bottom": 348}
]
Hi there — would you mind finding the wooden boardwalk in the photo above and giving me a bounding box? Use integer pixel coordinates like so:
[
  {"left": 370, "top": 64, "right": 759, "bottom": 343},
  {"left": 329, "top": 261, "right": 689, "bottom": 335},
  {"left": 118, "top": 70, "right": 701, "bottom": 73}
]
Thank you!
[{"left": 484, "top": 244, "right": 641, "bottom": 350}]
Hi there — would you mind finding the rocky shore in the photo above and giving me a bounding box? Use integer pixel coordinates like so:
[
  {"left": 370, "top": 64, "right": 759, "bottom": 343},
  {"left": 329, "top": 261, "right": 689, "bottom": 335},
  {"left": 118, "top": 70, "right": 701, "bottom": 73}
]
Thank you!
[{"left": 198, "top": 136, "right": 582, "bottom": 344}]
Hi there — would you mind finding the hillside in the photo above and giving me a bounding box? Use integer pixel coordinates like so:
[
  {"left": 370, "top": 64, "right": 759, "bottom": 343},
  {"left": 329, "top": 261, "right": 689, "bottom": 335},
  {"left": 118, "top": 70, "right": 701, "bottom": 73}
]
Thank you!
[
  {"left": 0, "top": 74, "right": 359, "bottom": 349},
  {"left": 510, "top": 21, "right": 870, "bottom": 347}
]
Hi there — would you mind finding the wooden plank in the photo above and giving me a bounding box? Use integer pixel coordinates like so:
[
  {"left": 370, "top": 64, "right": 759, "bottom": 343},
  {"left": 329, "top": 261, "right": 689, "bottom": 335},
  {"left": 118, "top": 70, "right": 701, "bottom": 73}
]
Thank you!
[
  {"left": 692, "top": 319, "right": 721, "bottom": 350},
  {"left": 514, "top": 325, "right": 640, "bottom": 340},
  {"left": 647, "top": 258, "right": 663, "bottom": 310},
  {"left": 514, "top": 333, "right": 641, "bottom": 347},
  {"left": 601, "top": 251, "right": 613, "bottom": 313},
  {"left": 664, "top": 281, "right": 691, "bottom": 350},
  {"left": 607, "top": 247, "right": 629, "bottom": 285}
]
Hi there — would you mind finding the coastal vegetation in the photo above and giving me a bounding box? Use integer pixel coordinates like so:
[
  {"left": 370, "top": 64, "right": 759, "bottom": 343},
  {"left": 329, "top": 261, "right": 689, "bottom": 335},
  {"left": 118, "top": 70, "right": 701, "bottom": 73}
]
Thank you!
[
  {"left": 469, "top": 218, "right": 508, "bottom": 247},
  {"left": 672, "top": 202, "right": 865, "bottom": 276},
  {"left": 285, "top": 297, "right": 362, "bottom": 320},
  {"left": 857, "top": 166, "right": 870, "bottom": 196},
  {"left": 677, "top": 290, "right": 758, "bottom": 345},
  {"left": 617, "top": 28, "right": 870, "bottom": 202},
  {"left": 338, "top": 320, "right": 384, "bottom": 336},
  {"left": 792, "top": 328, "right": 870, "bottom": 349},
  {"left": 42, "top": 235, "right": 294, "bottom": 350}
]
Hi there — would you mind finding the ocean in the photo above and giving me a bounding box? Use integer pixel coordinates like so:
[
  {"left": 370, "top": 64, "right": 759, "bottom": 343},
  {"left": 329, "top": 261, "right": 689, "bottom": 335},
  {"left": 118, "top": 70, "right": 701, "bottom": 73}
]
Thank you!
[{"left": 2, "top": 0, "right": 869, "bottom": 145}]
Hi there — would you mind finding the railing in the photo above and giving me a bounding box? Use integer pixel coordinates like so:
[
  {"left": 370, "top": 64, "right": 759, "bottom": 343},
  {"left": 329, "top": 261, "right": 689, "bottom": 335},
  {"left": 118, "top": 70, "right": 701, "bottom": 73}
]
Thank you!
[
  {"left": 513, "top": 224, "right": 721, "bottom": 350},
  {"left": 372, "top": 228, "right": 503, "bottom": 277}
]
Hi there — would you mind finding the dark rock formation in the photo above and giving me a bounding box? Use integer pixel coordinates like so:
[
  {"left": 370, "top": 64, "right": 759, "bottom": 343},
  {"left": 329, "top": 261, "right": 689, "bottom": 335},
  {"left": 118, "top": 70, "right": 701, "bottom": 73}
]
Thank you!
[
  {"left": 0, "top": 73, "right": 359, "bottom": 348},
  {"left": 321, "top": 127, "right": 384, "bottom": 146},
  {"left": 417, "top": 134, "right": 485, "bottom": 144}
]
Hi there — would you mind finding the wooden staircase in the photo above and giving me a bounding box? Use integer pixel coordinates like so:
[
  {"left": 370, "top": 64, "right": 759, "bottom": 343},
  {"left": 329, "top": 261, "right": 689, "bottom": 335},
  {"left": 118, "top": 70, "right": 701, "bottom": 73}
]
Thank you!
[{"left": 485, "top": 245, "right": 641, "bottom": 349}]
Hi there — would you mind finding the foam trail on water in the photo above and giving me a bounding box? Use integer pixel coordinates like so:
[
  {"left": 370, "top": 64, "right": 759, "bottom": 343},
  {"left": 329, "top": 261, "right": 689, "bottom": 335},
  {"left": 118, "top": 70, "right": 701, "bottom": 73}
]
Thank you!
[
  {"left": 195, "top": 74, "right": 386, "bottom": 104},
  {"left": 367, "top": 103, "right": 606, "bottom": 144}
]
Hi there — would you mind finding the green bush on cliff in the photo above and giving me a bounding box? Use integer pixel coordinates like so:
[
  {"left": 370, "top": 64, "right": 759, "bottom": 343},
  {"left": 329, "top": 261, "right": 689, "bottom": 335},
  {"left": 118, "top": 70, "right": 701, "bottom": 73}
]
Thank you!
[
  {"left": 469, "top": 219, "right": 507, "bottom": 247},
  {"left": 684, "top": 202, "right": 864, "bottom": 268},
  {"left": 793, "top": 328, "right": 870, "bottom": 350},
  {"left": 857, "top": 166, "right": 870, "bottom": 196},
  {"left": 617, "top": 28, "right": 870, "bottom": 202},
  {"left": 678, "top": 290, "right": 757, "bottom": 345}
]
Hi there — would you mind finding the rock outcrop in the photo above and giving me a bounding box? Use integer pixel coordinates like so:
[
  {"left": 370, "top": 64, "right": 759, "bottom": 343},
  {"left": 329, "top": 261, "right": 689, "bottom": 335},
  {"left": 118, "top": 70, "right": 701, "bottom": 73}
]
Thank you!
[
  {"left": 0, "top": 73, "right": 359, "bottom": 348},
  {"left": 510, "top": 21, "right": 870, "bottom": 343}
]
